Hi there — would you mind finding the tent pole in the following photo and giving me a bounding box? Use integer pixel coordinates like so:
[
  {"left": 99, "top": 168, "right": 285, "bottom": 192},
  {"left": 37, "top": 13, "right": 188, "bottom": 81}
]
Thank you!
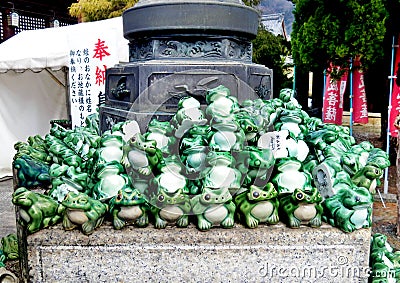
[
  {"left": 384, "top": 36, "right": 396, "bottom": 195},
  {"left": 349, "top": 58, "right": 353, "bottom": 136}
]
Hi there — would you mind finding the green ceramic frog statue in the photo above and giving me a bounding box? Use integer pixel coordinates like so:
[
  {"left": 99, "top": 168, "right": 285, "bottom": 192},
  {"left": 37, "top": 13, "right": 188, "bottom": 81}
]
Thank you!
[
  {"left": 109, "top": 187, "right": 149, "bottom": 229},
  {"left": 0, "top": 250, "right": 5, "bottom": 268},
  {"left": 95, "top": 134, "right": 125, "bottom": 164},
  {"left": 234, "top": 183, "right": 279, "bottom": 228},
  {"left": 274, "top": 108, "right": 309, "bottom": 139},
  {"left": 92, "top": 161, "right": 131, "bottom": 200},
  {"left": 14, "top": 141, "right": 50, "bottom": 163},
  {"left": 13, "top": 155, "right": 51, "bottom": 188},
  {"left": 233, "top": 109, "right": 259, "bottom": 143},
  {"left": 145, "top": 119, "right": 176, "bottom": 156},
  {"left": 279, "top": 187, "right": 323, "bottom": 228},
  {"left": 322, "top": 186, "right": 373, "bottom": 233},
  {"left": 152, "top": 155, "right": 189, "bottom": 194},
  {"left": 12, "top": 187, "right": 63, "bottom": 234},
  {"left": 191, "top": 187, "right": 236, "bottom": 231},
  {"left": 272, "top": 157, "right": 313, "bottom": 195},
  {"left": 122, "top": 132, "right": 163, "bottom": 176},
  {"left": 171, "top": 96, "right": 208, "bottom": 138},
  {"left": 200, "top": 151, "right": 242, "bottom": 196},
  {"left": 208, "top": 115, "right": 245, "bottom": 152},
  {"left": 370, "top": 233, "right": 400, "bottom": 282},
  {"left": 205, "top": 85, "right": 239, "bottom": 118},
  {"left": 150, "top": 188, "right": 191, "bottom": 229},
  {"left": 236, "top": 146, "right": 275, "bottom": 187},
  {"left": 1, "top": 234, "right": 18, "bottom": 260},
  {"left": 351, "top": 164, "right": 383, "bottom": 194},
  {"left": 60, "top": 191, "right": 108, "bottom": 235}
]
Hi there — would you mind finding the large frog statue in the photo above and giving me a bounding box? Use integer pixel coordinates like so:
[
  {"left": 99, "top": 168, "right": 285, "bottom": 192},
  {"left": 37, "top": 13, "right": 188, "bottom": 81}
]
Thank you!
[
  {"left": 12, "top": 187, "right": 63, "bottom": 234},
  {"left": 279, "top": 187, "right": 323, "bottom": 228},
  {"left": 144, "top": 119, "right": 176, "bottom": 156},
  {"left": 14, "top": 141, "right": 50, "bottom": 163},
  {"left": 322, "top": 186, "right": 373, "bottom": 233},
  {"left": 122, "top": 132, "right": 163, "bottom": 176},
  {"left": 234, "top": 183, "right": 279, "bottom": 228},
  {"left": 13, "top": 155, "right": 51, "bottom": 188},
  {"left": 236, "top": 146, "right": 275, "bottom": 187},
  {"left": 191, "top": 187, "right": 236, "bottom": 231},
  {"left": 351, "top": 164, "right": 383, "bottom": 194},
  {"left": 109, "top": 187, "right": 149, "bottom": 229},
  {"left": 60, "top": 192, "right": 108, "bottom": 235},
  {"left": 1, "top": 234, "right": 18, "bottom": 260},
  {"left": 150, "top": 188, "right": 191, "bottom": 229}
]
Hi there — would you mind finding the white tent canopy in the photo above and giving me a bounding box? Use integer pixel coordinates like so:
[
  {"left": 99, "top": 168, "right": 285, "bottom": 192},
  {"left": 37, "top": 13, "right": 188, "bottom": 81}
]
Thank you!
[{"left": 0, "top": 17, "right": 129, "bottom": 178}]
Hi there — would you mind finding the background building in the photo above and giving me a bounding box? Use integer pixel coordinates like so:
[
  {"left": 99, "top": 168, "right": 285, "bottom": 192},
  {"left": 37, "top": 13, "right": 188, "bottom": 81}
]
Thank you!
[{"left": 0, "top": 0, "right": 77, "bottom": 42}]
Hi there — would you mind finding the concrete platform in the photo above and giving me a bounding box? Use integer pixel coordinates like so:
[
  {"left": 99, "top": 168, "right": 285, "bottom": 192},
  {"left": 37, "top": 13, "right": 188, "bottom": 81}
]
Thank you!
[{"left": 18, "top": 221, "right": 371, "bottom": 283}]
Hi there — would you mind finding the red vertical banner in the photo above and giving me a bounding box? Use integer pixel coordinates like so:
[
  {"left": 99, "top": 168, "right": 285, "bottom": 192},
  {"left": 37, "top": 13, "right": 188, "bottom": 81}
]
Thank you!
[
  {"left": 323, "top": 67, "right": 347, "bottom": 125},
  {"left": 336, "top": 71, "right": 348, "bottom": 125},
  {"left": 352, "top": 58, "right": 368, "bottom": 124},
  {"left": 390, "top": 36, "right": 400, "bottom": 137}
]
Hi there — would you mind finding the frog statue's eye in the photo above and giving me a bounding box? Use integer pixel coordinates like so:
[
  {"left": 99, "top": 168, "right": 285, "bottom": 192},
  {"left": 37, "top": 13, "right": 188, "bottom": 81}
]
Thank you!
[
  {"left": 254, "top": 160, "right": 261, "bottom": 166},
  {"left": 296, "top": 192, "right": 304, "bottom": 201},
  {"left": 116, "top": 194, "right": 122, "bottom": 201},
  {"left": 252, "top": 191, "right": 260, "bottom": 198},
  {"left": 130, "top": 136, "right": 136, "bottom": 143},
  {"left": 158, "top": 194, "right": 165, "bottom": 202},
  {"left": 246, "top": 125, "right": 253, "bottom": 132},
  {"left": 204, "top": 194, "right": 211, "bottom": 201}
]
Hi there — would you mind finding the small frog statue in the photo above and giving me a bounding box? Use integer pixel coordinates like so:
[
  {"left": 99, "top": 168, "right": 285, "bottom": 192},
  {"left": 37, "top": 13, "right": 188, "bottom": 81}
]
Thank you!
[
  {"left": 109, "top": 186, "right": 150, "bottom": 229},
  {"left": 13, "top": 155, "right": 51, "bottom": 188},
  {"left": 272, "top": 157, "right": 313, "bottom": 195},
  {"left": 208, "top": 115, "right": 245, "bottom": 152},
  {"left": 234, "top": 183, "right": 279, "bottom": 228},
  {"left": 151, "top": 155, "right": 189, "bottom": 195},
  {"left": 150, "top": 188, "right": 191, "bottom": 229},
  {"left": 191, "top": 187, "right": 236, "bottom": 231},
  {"left": 92, "top": 161, "right": 131, "bottom": 200},
  {"left": 322, "top": 186, "right": 373, "bottom": 233},
  {"left": 12, "top": 187, "right": 63, "bottom": 234},
  {"left": 180, "top": 125, "right": 211, "bottom": 177},
  {"left": 279, "top": 187, "right": 323, "bottom": 228},
  {"left": 122, "top": 132, "right": 163, "bottom": 176},
  {"left": 274, "top": 108, "right": 309, "bottom": 139},
  {"left": 233, "top": 109, "right": 260, "bottom": 143},
  {"left": 171, "top": 96, "right": 208, "bottom": 138},
  {"left": 351, "top": 164, "right": 383, "bottom": 194},
  {"left": 60, "top": 192, "right": 108, "bottom": 235},
  {"left": 95, "top": 134, "right": 125, "bottom": 164},
  {"left": 1, "top": 234, "right": 18, "bottom": 260},
  {"left": 144, "top": 119, "right": 176, "bottom": 156},
  {"left": 200, "top": 151, "right": 242, "bottom": 196},
  {"left": 205, "top": 85, "right": 239, "bottom": 118},
  {"left": 236, "top": 146, "right": 275, "bottom": 187}
]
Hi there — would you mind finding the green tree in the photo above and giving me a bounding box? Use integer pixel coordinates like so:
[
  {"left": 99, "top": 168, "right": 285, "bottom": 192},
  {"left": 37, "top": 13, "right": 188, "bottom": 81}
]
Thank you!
[
  {"left": 291, "top": 0, "right": 388, "bottom": 72},
  {"left": 69, "top": 0, "right": 138, "bottom": 22},
  {"left": 252, "top": 26, "right": 292, "bottom": 95}
]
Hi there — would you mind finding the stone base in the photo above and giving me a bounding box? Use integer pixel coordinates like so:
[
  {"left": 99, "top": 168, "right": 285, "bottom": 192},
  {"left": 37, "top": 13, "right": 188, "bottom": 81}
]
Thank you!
[{"left": 18, "top": 222, "right": 371, "bottom": 283}]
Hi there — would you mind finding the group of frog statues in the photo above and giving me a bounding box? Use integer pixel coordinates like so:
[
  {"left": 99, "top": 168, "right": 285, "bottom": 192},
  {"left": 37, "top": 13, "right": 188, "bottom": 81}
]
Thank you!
[
  {"left": 11, "top": 85, "right": 390, "bottom": 235},
  {"left": 370, "top": 233, "right": 400, "bottom": 282},
  {"left": 0, "top": 233, "right": 19, "bottom": 283}
]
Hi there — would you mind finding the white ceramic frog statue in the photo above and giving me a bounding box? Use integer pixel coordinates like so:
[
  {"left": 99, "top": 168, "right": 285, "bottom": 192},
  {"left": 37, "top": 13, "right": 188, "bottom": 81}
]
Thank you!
[
  {"left": 205, "top": 85, "right": 239, "bottom": 118},
  {"left": 144, "top": 119, "right": 176, "bottom": 156}
]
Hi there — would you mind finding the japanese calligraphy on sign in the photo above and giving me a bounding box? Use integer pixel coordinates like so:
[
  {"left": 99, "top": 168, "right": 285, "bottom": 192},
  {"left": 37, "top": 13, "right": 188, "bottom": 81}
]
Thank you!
[
  {"left": 322, "top": 71, "right": 348, "bottom": 125},
  {"left": 68, "top": 37, "right": 119, "bottom": 128}
]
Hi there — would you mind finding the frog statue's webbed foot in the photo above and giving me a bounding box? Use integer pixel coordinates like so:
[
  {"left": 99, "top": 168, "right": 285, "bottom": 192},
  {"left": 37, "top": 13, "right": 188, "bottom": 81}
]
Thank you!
[
  {"left": 62, "top": 215, "right": 77, "bottom": 231},
  {"left": 136, "top": 213, "right": 149, "bottom": 228},
  {"left": 113, "top": 217, "right": 126, "bottom": 230},
  {"left": 176, "top": 215, "right": 189, "bottom": 228},
  {"left": 245, "top": 214, "right": 259, "bottom": 229},
  {"left": 288, "top": 215, "right": 301, "bottom": 228},
  {"left": 267, "top": 210, "right": 279, "bottom": 225},
  {"left": 197, "top": 216, "right": 212, "bottom": 231},
  {"left": 221, "top": 214, "right": 235, "bottom": 228},
  {"left": 155, "top": 216, "right": 167, "bottom": 229},
  {"left": 309, "top": 215, "right": 322, "bottom": 228},
  {"left": 82, "top": 221, "right": 96, "bottom": 235},
  {"left": 138, "top": 167, "right": 151, "bottom": 176}
]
